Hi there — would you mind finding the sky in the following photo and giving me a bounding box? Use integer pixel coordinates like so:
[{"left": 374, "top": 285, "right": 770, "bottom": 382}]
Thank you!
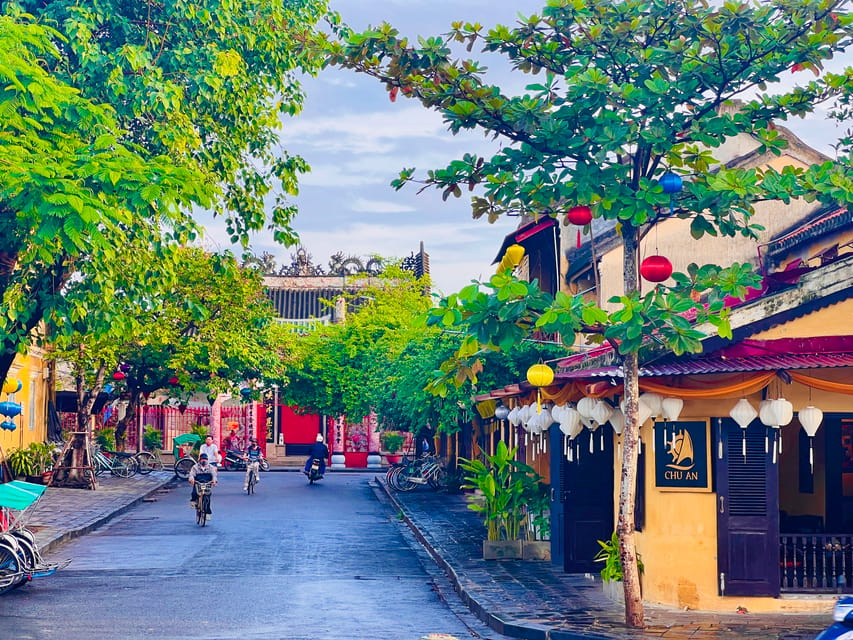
[{"left": 202, "top": 0, "right": 851, "bottom": 296}]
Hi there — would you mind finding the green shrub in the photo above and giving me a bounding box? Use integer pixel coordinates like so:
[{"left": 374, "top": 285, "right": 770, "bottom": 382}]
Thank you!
[
  {"left": 380, "top": 431, "right": 406, "bottom": 454},
  {"left": 142, "top": 426, "right": 163, "bottom": 452},
  {"left": 94, "top": 427, "right": 116, "bottom": 451},
  {"left": 593, "top": 532, "right": 644, "bottom": 583}
]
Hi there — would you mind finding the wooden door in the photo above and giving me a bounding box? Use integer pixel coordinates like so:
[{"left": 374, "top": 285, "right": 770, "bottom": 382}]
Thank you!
[
  {"left": 564, "top": 428, "right": 614, "bottom": 573},
  {"left": 549, "top": 425, "right": 566, "bottom": 569},
  {"left": 716, "top": 418, "right": 780, "bottom": 596}
]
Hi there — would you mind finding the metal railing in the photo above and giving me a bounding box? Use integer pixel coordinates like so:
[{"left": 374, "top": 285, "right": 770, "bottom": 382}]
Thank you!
[{"left": 780, "top": 534, "right": 853, "bottom": 592}]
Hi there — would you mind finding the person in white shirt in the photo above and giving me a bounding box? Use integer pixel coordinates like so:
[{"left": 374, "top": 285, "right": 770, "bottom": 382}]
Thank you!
[{"left": 199, "top": 435, "right": 220, "bottom": 467}]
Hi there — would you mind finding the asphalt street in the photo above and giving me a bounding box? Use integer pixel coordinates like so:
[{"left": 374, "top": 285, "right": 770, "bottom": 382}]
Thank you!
[{"left": 0, "top": 471, "right": 510, "bottom": 640}]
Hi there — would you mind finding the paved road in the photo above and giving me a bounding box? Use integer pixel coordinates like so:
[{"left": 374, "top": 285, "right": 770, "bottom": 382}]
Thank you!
[{"left": 0, "top": 472, "right": 509, "bottom": 640}]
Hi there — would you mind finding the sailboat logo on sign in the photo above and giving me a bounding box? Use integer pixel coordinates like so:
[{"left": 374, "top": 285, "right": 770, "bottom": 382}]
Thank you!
[{"left": 666, "top": 428, "right": 695, "bottom": 471}]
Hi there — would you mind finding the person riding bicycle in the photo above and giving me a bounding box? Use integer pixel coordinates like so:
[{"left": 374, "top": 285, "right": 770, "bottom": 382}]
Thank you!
[
  {"left": 243, "top": 437, "right": 264, "bottom": 491},
  {"left": 188, "top": 453, "right": 217, "bottom": 516},
  {"left": 303, "top": 433, "right": 329, "bottom": 477}
]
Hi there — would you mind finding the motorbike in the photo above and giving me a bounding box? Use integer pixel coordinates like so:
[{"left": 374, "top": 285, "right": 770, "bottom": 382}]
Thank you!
[
  {"left": 815, "top": 596, "right": 853, "bottom": 639},
  {"left": 222, "top": 449, "right": 270, "bottom": 473},
  {"left": 306, "top": 457, "right": 323, "bottom": 484}
]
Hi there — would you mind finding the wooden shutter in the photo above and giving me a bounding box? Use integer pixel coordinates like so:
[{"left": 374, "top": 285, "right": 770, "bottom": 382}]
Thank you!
[{"left": 716, "top": 418, "right": 780, "bottom": 597}]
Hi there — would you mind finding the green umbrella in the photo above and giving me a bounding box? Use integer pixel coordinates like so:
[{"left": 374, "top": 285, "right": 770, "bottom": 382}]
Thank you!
[{"left": 0, "top": 480, "right": 47, "bottom": 510}]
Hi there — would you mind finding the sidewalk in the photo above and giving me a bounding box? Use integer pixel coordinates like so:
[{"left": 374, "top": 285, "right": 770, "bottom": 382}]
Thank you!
[
  {"left": 23, "top": 471, "right": 175, "bottom": 554},
  {"left": 379, "top": 482, "right": 832, "bottom": 640}
]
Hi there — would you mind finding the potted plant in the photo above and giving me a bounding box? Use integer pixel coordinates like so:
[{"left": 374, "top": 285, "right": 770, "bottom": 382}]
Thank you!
[
  {"left": 459, "top": 440, "right": 539, "bottom": 560},
  {"left": 522, "top": 480, "right": 551, "bottom": 561},
  {"left": 380, "top": 431, "right": 406, "bottom": 464},
  {"left": 594, "top": 531, "right": 644, "bottom": 603},
  {"left": 7, "top": 442, "right": 55, "bottom": 483},
  {"left": 142, "top": 426, "right": 163, "bottom": 452}
]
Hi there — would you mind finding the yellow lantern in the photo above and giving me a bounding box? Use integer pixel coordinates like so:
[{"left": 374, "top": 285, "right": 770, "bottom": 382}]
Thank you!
[
  {"left": 2, "top": 378, "right": 21, "bottom": 394},
  {"left": 526, "top": 363, "right": 554, "bottom": 413},
  {"left": 497, "top": 244, "right": 525, "bottom": 274}
]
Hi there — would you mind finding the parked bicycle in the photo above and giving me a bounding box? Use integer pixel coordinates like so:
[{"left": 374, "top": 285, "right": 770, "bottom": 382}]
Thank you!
[
  {"left": 386, "top": 455, "right": 448, "bottom": 492},
  {"left": 90, "top": 445, "right": 138, "bottom": 478},
  {"left": 134, "top": 448, "right": 164, "bottom": 475}
]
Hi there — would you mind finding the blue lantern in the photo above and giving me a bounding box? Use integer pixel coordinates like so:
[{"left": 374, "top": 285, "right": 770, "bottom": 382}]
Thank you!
[
  {"left": 0, "top": 401, "right": 22, "bottom": 418},
  {"left": 1, "top": 420, "right": 16, "bottom": 431},
  {"left": 240, "top": 387, "right": 252, "bottom": 396},
  {"left": 659, "top": 171, "right": 683, "bottom": 194}
]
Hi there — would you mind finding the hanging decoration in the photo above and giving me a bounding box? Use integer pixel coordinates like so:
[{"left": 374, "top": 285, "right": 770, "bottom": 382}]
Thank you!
[
  {"left": 526, "top": 363, "right": 554, "bottom": 413},
  {"left": 659, "top": 171, "right": 683, "bottom": 194},
  {"left": 772, "top": 397, "right": 794, "bottom": 459},
  {"left": 591, "top": 400, "right": 613, "bottom": 451},
  {"left": 729, "top": 398, "right": 757, "bottom": 460},
  {"left": 168, "top": 376, "right": 180, "bottom": 386},
  {"left": 494, "top": 404, "right": 510, "bottom": 422},
  {"left": 660, "top": 396, "right": 683, "bottom": 450},
  {"left": 112, "top": 371, "right": 126, "bottom": 381},
  {"left": 798, "top": 405, "right": 823, "bottom": 475},
  {"left": 759, "top": 399, "right": 774, "bottom": 455},
  {"left": 609, "top": 408, "right": 625, "bottom": 458},
  {"left": 640, "top": 255, "right": 673, "bottom": 283},
  {"left": 566, "top": 205, "right": 592, "bottom": 249},
  {"left": 2, "top": 378, "right": 22, "bottom": 394}
]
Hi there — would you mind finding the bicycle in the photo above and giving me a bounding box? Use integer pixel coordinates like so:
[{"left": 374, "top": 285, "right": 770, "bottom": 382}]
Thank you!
[
  {"left": 194, "top": 481, "right": 213, "bottom": 526},
  {"left": 245, "top": 459, "right": 260, "bottom": 495},
  {"left": 90, "top": 445, "right": 138, "bottom": 478},
  {"left": 386, "top": 455, "right": 448, "bottom": 492},
  {"left": 135, "top": 449, "right": 164, "bottom": 475}
]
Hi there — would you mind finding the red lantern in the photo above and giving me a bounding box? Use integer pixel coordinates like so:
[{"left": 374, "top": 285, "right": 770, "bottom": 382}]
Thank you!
[
  {"left": 640, "top": 255, "right": 673, "bottom": 282},
  {"left": 567, "top": 205, "right": 593, "bottom": 248},
  {"left": 168, "top": 376, "right": 180, "bottom": 386},
  {"left": 112, "top": 371, "right": 126, "bottom": 381}
]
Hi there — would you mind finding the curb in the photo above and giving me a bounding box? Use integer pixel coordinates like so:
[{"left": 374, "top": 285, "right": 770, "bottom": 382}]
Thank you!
[
  {"left": 38, "top": 475, "right": 176, "bottom": 556},
  {"left": 377, "top": 479, "right": 617, "bottom": 640}
]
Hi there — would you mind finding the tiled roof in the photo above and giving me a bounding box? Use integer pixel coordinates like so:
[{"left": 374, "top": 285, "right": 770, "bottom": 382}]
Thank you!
[{"left": 556, "top": 351, "right": 853, "bottom": 380}]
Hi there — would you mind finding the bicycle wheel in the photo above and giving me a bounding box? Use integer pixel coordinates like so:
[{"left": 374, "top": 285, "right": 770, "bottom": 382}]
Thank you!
[
  {"left": 200, "top": 494, "right": 211, "bottom": 526},
  {"left": 135, "top": 452, "right": 156, "bottom": 475},
  {"left": 247, "top": 473, "right": 255, "bottom": 495},
  {"left": 110, "top": 456, "right": 135, "bottom": 478},
  {"left": 0, "top": 543, "right": 23, "bottom": 595},
  {"left": 392, "top": 465, "right": 418, "bottom": 492},
  {"left": 196, "top": 502, "right": 206, "bottom": 526},
  {"left": 174, "top": 457, "right": 194, "bottom": 480},
  {"left": 428, "top": 465, "right": 449, "bottom": 490},
  {"left": 259, "top": 459, "right": 270, "bottom": 472}
]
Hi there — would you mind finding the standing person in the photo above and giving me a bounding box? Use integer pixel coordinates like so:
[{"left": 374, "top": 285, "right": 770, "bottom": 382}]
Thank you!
[
  {"left": 188, "top": 453, "right": 217, "bottom": 516},
  {"left": 243, "top": 437, "right": 264, "bottom": 491},
  {"left": 415, "top": 423, "right": 436, "bottom": 458},
  {"left": 200, "top": 434, "right": 220, "bottom": 467},
  {"left": 303, "top": 433, "right": 329, "bottom": 477}
]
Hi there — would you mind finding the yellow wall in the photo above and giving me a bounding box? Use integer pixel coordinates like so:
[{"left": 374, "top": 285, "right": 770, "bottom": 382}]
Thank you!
[{"left": 0, "top": 350, "right": 49, "bottom": 460}]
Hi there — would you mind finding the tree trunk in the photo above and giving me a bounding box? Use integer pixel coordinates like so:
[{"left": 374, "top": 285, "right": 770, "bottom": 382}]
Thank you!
[{"left": 618, "top": 225, "right": 645, "bottom": 628}]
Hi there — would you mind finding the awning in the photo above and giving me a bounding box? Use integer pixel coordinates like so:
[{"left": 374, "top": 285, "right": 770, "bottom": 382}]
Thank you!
[
  {"left": 0, "top": 480, "right": 47, "bottom": 510},
  {"left": 492, "top": 218, "right": 557, "bottom": 264}
]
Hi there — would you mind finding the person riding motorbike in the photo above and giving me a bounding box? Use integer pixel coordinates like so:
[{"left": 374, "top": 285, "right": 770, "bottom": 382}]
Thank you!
[
  {"left": 303, "top": 433, "right": 329, "bottom": 478},
  {"left": 243, "top": 437, "right": 264, "bottom": 491}
]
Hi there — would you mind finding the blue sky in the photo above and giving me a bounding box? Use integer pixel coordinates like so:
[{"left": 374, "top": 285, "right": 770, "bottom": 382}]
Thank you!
[{"left": 203, "top": 0, "right": 850, "bottom": 295}]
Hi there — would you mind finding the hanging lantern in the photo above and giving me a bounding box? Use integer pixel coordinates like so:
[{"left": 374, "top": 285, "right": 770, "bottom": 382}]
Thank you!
[
  {"left": 577, "top": 396, "right": 597, "bottom": 420},
  {"left": 0, "top": 401, "right": 22, "bottom": 418},
  {"left": 799, "top": 405, "right": 823, "bottom": 475},
  {"left": 640, "top": 255, "right": 673, "bottom": 283},
  {"left": 729, "top": 398, "right": 757, "bottom": 459},
  {"left": 639, "top": 392, "right": 663, "bottom": 420},
  {"left": 609, "top": 408, "right": 625, "bottom": 435},
  {"left": 507, "top": 406, "right": 521, "bottom": 427},
  {"left": 526, "top": 363, "right": 554, "bottom": 413},
  {"left": 558, "top": 406, "right": 581, "bottom": 437},
  {"left": 1, "top": 420, "right": 16, "bottom": 431},
  {"left": 498, "top": 244, "right": 526, "bottom": 273},
  {"left": 112, "top": 371, "right": 126, "bottom": 381},
  {"left": 494, "top": 404, "right": 510, "bottom": 421},
  {"left": 661, "top": 397, "right": 683, "bottom": 422},
  {"left": 659, "top": 171, "right": 683, "bottom": 194},
  {"left": 168, "top": 376, "right": 180, "bottom": 386},
  {"left": 759, "top": 399, "right": 774, "bottom": 454},
  {"left": 2, "top": 379, "right": 21, "bottom": 394},
  {"left": 567, "top": 205, "right": 593, "bottom": 249},
  {"left": 619, "top": 397, "right": 653, "bottom": 426},
  {"left": 591, "top": 400, "right": 613, "bottom": 426}
]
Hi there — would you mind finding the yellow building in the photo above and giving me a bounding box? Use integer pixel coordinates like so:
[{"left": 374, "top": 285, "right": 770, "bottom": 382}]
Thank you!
[
  {"left": 479, "top": 118, "right": 853, "bottom": 613},
  {"left": 0, "top": 349, "right": 50, "bottom": 468}
]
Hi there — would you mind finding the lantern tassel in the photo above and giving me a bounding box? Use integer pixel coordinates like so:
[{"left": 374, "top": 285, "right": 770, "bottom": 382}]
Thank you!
[
  {"left": 810, "top": 437, "right": 814, "bottom": 475},
  {"left": 537, "top": 390, "right": 542, "bottom": 414},
  {"left": 576, "top": 228, "right": 581, "bottom": 249},
  {"left": 742, "top": 430, "right": 747, "bottom": 460}
]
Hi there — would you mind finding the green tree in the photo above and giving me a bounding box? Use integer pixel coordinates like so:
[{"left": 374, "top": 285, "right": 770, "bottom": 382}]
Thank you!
[
  {"left": 327, "top": 1, "right": 853, "bottom": 627},
  {"left": 0, "top": 17, "right": 209, "bottom": 382}
]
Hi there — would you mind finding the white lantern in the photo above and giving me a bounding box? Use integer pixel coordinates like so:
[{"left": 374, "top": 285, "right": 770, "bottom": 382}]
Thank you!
[
  {"left": 591, "top": 400, "right": 614, "bottom": 426},
  {"left": 730, "top": 398, "right": 757, "bottom": 459},
  {"left": 639, "top": 392, "right": 663, "bottom": 420},
  {"left": 507, "top": 406, "right": 521, "bottom": 427},
  {"left": 577, "top": 396, "right": 597, "bottom": 419},
  {"left": 661, "top": 397, "right": 683, "bottom": 422},
  {"left": 539, "top": 407, "right": 553, "bottom": 429},
  {"left": 799, "top": 405, "right": 823, "bottom": 474},
  {"left": 609, "top": 408, "right": 625, "bottom": 435},
  {"left": 558, "top": 406, "right": 581, "bottom": 437},
  {"left": 771, "top": 397, "right": 794, "bottom": 459},
  {"left": 619, "top": 397, "right": 653, "bottom": 426},
  {"left": 551, "top": 404, "right": 566, "bottom": 423}
]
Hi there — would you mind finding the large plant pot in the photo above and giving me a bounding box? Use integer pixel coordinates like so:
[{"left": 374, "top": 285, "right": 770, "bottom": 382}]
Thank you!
[
  {"left": 602, "top": 580, "right": 624, "bottom": 604},
  {"left": 522, "top": 540, "right": 551, "bottom": 562},
  {"left": 482, "top": 540, "right": 523, "bottom": 560}
]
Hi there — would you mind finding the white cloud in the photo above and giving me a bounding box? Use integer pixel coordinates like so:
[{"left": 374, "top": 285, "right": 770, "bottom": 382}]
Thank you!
[{"left": 350, "top": 198, "right": 416, "bottom": 214}]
